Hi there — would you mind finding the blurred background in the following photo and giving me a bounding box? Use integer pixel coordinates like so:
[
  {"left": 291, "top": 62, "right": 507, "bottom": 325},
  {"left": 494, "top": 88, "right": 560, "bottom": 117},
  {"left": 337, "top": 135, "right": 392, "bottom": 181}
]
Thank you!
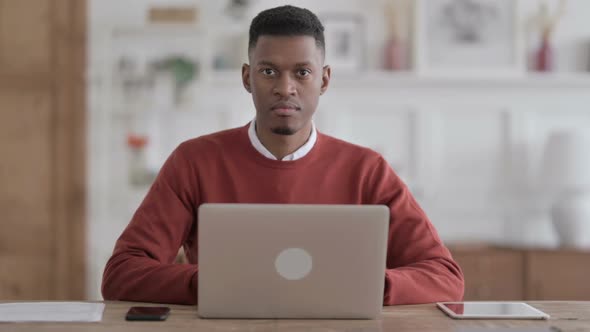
[{"left": 2, "top": 0, "right": 590, "bottom": 302}]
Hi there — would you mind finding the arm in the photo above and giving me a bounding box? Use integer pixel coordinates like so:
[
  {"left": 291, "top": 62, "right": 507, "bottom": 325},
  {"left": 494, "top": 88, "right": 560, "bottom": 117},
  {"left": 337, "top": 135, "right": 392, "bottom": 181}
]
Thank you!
[
  {"left": 367, "top": 157, "right": 464, "bottom": 305},
  {"left": 102, "top": 144, "right": 200, "bottom": 304}
]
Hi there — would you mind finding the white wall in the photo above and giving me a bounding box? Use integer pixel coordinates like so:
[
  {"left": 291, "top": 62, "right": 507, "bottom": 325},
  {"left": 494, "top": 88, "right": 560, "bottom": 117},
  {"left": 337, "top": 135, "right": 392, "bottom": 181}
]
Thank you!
[{"left": 87, "top": 0, "right": 590, "bottom": 300}]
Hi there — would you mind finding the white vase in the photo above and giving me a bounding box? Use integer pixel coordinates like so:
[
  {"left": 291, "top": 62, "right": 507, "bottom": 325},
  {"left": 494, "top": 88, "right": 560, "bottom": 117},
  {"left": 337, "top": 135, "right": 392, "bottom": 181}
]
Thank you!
[{"left": 551, "top": 189, "right": 590, "bottom": 249}]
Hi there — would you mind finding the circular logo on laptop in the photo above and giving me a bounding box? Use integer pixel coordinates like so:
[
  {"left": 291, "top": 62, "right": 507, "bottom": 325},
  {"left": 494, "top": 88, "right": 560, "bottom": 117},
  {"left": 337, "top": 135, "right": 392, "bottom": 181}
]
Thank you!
[{"left": 274, "top": 248, "right": 313, "bottom": 280}]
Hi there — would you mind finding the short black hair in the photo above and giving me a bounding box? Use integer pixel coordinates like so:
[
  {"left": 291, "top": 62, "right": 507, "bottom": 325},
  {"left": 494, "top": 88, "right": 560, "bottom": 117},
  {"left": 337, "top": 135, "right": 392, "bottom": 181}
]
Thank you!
[{"left": 248, "top": 5, "right": 325, "bottom": 54}]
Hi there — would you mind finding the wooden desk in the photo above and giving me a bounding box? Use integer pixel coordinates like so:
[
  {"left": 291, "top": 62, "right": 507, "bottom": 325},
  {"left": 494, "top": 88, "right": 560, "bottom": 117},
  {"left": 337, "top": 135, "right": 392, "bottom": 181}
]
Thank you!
[{"left": 1, "top": 301, "right": 589, "bottom": 331}]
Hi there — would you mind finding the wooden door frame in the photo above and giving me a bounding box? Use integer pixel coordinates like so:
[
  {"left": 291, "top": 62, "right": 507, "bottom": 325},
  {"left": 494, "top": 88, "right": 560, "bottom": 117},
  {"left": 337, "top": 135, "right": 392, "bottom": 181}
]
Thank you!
[{"left": 51, "top": 0, "right": 87, "bottom": 299}]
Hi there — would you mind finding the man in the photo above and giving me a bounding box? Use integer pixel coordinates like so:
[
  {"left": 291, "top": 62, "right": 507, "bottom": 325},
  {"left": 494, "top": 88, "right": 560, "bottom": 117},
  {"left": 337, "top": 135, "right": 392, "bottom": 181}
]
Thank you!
[{"left": 102, "top": 5, "right": 464, "bottom": 305}]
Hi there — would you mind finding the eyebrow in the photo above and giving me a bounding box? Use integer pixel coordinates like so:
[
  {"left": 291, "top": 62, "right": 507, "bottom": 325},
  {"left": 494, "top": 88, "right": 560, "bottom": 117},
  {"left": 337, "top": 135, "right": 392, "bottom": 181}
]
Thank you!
[
  {"left": 256, "top": 60, "right": 277, "bottom": 67},
  {"left": 294, "top": 62, "right": 313, "bottom": 67},
  {"left": 255, "top": 61, "right": 313, "bottom": 68}
]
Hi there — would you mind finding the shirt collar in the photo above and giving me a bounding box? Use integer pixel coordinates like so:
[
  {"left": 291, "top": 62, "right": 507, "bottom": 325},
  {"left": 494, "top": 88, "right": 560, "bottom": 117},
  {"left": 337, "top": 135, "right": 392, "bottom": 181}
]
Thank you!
[{"left": 247, "top": 119, "right": 317, "bottom": 161}]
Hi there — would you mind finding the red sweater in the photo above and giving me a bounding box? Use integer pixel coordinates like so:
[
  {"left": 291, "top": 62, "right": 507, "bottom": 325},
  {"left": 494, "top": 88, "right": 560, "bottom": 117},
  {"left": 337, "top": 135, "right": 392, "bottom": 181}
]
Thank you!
[{"left": 102, "top": 125, "right": 464, "bottom": 305}]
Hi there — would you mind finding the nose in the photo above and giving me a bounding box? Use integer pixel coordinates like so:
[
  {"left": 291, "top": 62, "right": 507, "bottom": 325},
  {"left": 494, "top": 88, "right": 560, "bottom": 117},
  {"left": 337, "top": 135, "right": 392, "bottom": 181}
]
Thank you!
[{"left": 273, "top": 75, "right": 297, "bottom": 97}]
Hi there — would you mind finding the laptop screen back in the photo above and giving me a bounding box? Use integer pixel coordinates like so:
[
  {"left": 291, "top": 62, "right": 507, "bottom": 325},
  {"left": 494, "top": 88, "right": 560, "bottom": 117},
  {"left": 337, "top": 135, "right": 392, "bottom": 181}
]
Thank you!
[{"left": 197, "top": 204, "right": 389, "bottom": 319}]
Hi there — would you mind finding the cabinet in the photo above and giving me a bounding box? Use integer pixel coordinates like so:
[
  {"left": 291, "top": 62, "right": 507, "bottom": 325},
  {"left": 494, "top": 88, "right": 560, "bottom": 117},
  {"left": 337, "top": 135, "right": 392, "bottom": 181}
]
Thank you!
[
  {"left": 449, "top": 245, "right": 524, "bottom": 300},
  {"left": 449, "top": 244, "right": 590, "bottom": 301},
  {"left": 0, "top": 0, "right": 86, "bottom": 299},
  {"left": 525, "top": 249, "right": 590, "bottom": 300}
]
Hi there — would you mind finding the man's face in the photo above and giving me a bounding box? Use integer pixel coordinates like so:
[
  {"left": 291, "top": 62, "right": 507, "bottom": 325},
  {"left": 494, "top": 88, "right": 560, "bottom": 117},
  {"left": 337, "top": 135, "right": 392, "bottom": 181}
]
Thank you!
[{"left": 242, "top": 35, "right": 330, "bottom": 136}]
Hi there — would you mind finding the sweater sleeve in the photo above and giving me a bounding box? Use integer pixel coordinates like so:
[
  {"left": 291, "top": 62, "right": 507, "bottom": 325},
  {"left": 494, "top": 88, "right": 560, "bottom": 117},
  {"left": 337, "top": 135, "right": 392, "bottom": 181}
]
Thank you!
[
  {"left": 102, "top": 144, "right": 200, "bottom": 304},
  {"left": 367, "top": 157, "right": 464, "bottom": 305}
]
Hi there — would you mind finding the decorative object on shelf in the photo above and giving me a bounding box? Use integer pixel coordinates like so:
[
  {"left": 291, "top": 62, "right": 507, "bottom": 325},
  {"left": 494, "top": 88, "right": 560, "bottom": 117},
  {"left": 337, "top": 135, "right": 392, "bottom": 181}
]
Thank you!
[
  {"left": 148, "top": 6, "right": 198, "bottom": 24},
  {"left": 117, "top": 55, "right": 154, "bottom": 105},
  {"left": 320, "top": 14, "right": 366, "bottom": 73},
  {"left": 127, "top": 133, "right": 156, "bottom": 187},
  {"left": 212, "top": 32, "right": 249, "bottom": 71},
  {"left": 414, "top": 0, "right": 524, "bottom": 77},
  {"left": 541, "top": 130, "right": 590, "bottom": 249},
  {"left": 383, "top": 1, "right": 407, "bottom": 71},
  {"left": 117, "top": 54, "right": 198, "bottom": 108},
  {"left": 217, "top": 0, "right": 252, "bottom": 70},
  {"left": 152, "top": 56, "right": 198, "bottom": 105},
  {"left": 530, "top": 0, "right": 566, "bottom": 72},
  {"left": 111, "top": 26, "right": 205, "bottom": 107},
  {"left": 213, "top": 54, "right": 233, "bottom": 70},
  {"left": 225, "top": 0, "right": 252, "bottom": 20}
]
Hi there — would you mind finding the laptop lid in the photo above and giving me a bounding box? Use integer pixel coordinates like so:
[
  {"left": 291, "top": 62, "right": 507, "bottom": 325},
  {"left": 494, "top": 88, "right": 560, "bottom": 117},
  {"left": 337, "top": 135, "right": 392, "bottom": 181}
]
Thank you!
[{"left": 197, "top": 203, "right": 389, "bottom": 319}]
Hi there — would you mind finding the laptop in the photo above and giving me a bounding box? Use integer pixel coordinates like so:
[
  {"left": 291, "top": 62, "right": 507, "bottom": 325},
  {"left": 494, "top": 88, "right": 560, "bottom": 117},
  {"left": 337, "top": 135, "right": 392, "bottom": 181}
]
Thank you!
[{"left": 197, "top": 203, "right": 389, "bottom": 319}]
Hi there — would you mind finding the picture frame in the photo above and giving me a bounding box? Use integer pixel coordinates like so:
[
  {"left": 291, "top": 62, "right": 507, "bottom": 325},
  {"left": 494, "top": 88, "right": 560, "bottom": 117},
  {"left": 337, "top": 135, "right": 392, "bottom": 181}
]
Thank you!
[
  {"left": 413, "top": 0, "right": 525, "bottom": 77},
  {"left": 320, "top": 14, "right": 366, "bottom": 73}
]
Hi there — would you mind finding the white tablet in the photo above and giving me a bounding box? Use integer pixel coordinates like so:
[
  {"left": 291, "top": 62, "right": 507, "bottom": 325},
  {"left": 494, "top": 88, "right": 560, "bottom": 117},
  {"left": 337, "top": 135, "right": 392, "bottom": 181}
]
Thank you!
[{"left": 436, "top": 302, "right": 550, "bottom": 320}]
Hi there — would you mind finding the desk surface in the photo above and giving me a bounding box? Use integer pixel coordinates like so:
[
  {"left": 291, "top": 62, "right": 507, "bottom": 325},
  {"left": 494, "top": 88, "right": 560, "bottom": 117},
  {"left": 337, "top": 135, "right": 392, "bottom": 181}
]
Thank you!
[{"left": 1, "top": 301, "right": 589, "bottom": 332}]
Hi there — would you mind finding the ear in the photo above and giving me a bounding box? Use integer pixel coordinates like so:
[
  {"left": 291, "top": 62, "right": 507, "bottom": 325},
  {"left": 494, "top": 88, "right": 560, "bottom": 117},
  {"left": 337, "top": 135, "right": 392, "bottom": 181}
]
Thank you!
[
  {"left": 320, "top": 65, "right": 331, "bottom": 95},
  {"left": 242, "top": 63, "right": 252, "bottom": 93}
]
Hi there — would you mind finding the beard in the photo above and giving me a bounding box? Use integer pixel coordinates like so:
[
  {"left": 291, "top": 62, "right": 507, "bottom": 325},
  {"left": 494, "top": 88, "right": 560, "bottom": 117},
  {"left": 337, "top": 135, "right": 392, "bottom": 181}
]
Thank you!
[{"left": 271, "top": 126, "right": 296, "bottom": 135}]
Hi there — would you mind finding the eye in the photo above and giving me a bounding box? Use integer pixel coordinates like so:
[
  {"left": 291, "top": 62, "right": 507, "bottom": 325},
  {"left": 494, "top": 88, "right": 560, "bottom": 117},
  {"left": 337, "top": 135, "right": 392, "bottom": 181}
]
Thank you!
[
  {"left": 260, "top": 68, "right": 276, "bottom": 76},
  {"left": 297, "top": 69, "right": 311, "bottom": 77}
]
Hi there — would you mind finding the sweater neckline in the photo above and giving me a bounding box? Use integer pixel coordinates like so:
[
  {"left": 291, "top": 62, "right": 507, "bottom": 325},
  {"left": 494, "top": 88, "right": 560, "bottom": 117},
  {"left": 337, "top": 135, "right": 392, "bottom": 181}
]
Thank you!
[{"left": 239, "top": 124, "right": 322, "bottom": 169}]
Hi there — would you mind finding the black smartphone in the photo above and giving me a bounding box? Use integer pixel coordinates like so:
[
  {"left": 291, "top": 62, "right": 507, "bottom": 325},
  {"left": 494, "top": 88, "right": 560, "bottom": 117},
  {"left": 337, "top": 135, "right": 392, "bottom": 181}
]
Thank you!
[{"left": 125, "top": 306, "right": 170, "bottom": 321}]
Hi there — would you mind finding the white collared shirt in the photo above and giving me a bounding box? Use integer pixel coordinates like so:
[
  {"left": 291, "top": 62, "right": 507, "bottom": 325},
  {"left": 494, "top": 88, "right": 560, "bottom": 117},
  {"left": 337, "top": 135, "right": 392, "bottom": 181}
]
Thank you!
[{"left": 247, "top": 119, "right": 317, "bottom": 161}]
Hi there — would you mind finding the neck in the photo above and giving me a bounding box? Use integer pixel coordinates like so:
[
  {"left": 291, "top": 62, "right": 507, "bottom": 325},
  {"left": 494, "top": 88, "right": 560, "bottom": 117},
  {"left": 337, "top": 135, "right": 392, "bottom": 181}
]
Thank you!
[{"left": 256, "top": 122, "right": 313, "bottom": 160}]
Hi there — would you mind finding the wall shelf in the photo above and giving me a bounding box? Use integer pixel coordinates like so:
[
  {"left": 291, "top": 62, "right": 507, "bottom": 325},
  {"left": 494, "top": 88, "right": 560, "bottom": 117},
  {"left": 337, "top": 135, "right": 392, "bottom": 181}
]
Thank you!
[
  {"left": 334, "top": 72, "right": 590, "bottom": 89},
  {"left": 204, "top": 70, "right": 590, "bottom": 90}
]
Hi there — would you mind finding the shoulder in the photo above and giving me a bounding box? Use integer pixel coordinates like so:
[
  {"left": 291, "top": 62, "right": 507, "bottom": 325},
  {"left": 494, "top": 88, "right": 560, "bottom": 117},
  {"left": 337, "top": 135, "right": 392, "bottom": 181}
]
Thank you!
[
  {"left": 317, "top": 132, "right": 399, "bottom": 185},
  {"left": 318, "top": 132, "right": 383, "bottom": 164},
  {"left": 175, "top": 125, "right": 247, "bottom": 158}
]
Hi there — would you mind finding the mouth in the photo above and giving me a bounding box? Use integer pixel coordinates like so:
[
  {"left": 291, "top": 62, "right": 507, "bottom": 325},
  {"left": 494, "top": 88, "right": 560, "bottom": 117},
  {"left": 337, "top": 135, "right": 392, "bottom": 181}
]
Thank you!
[
  {"left": 271, "top": 102, "right": 300, "bottom": 117},
  {"left": 273, "top": 108, "right": 297, "bottom": 116}
]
